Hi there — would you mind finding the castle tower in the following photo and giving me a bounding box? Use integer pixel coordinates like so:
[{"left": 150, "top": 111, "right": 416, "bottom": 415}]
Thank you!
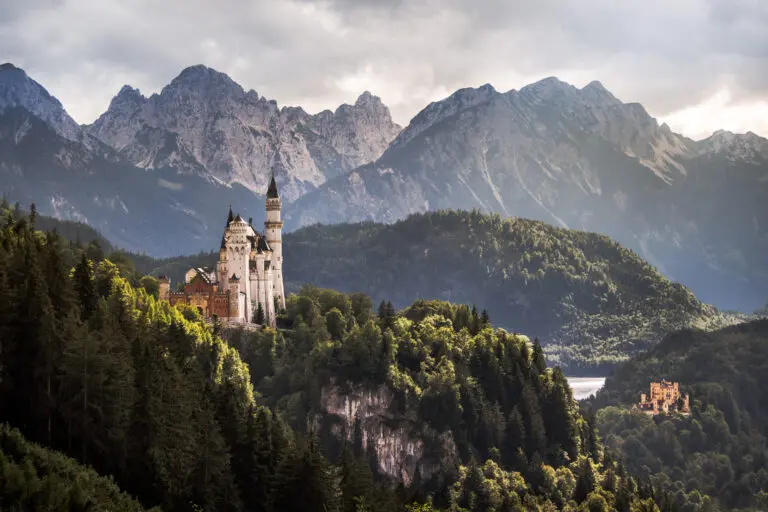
[
  {"left": 218, "top": 234, "right": 229, "bottom": 290},
  {"left": 228, "top": 274, "right": 241, "bottom": 320},
  {"left": 228, "top": 215, "right": 251, "bottom": 321},
  {"left": 218, "top": 206, "right": 234, "bottom": 290},
  {"left": 265, "top": 172, "right": 285, "bottom": 310},
  {"left": 158, "top": 275, "right": 170, "bottom": 301}
]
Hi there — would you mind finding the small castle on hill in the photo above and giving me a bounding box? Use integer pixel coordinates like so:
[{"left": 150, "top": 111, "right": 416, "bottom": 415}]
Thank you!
[
  {"left": 636, "top": 380, "right": 690, "bottom": 416},
  {"left": 159, "top": 174, "right": 285, "bottom": 327}
]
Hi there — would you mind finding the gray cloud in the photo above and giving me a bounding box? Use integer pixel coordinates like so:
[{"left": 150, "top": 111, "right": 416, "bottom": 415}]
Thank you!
[{"left": 0, "top": 0, "right": 766, "bottom": 137}]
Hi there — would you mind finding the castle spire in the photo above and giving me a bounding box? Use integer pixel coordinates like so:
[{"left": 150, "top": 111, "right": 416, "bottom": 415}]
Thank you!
[
  {"left": 226, "top": 204, "right": 234, "bottom": 225},
  {"left": 267, "top": 171, "right": 279, "bottom": 199}
]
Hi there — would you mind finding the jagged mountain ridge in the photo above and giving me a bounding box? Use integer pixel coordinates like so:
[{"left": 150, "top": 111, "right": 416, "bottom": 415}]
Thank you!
[
  {"left": 286, "top": 77, "right": 768, "bottom": 311},
  {"left": 85, "top": 65, "right": 402, "bottom": 201},
  {"left": 1, "top": 62, "right": 766, "bottom": 311}
]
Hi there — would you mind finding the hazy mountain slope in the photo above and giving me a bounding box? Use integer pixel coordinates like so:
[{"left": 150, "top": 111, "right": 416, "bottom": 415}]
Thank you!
[
  {"left": 592, "top": 320, "right": 768, "bottom": 510},
  {"left": 286, "top": 79, "right": 768, "bottom": 311},
  {"left": 0, "top": 63, "right": 81, "bottom": 141},
  {"left": 0, "top": 107, "right": 260, "bottom": 254},
  {"left": 281, "top": 210, "right": 742, "bottom": 372},
  {"left": 86, "top": 65, "right": 401, "bottom": 201}
]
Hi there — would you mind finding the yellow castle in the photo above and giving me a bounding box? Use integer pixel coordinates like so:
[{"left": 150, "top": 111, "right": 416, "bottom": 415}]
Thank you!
[{"left": 636, "top": 380, "right": 690, "bottom": 416}]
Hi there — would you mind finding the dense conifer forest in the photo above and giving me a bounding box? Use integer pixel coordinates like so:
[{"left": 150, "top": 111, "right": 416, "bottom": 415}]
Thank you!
[
  {"left": 590, "top": 320, "right": 768, "bottom": 510},
  {"left": 271, "top": 210, "right": 739, "bottom": 372},
  {"left": 0, "top": 204, "right": 672, "bottom": 510}
]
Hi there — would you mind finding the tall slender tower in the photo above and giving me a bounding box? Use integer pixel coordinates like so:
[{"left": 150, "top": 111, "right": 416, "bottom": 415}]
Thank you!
[{"left": 264, "top": 172, "right": 285, "bottom": 310}]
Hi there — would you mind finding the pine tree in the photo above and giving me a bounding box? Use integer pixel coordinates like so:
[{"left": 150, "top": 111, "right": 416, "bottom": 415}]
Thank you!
[
  {"left": 73, "top": 254, "right": 97, "bottom": 320},
  {"left": 272, "top": 433, "right": 340, "bottom": 512},
  {"left": 480, "top": 309, "right": 490, "bottom": 328},
  {"left": 340, "top": 445, "right": 375, "bottom": 512},
  {"left": 532, "top": 338, "right": 547, "bottom": 375},
  {"left": 470, "top": 304, "right": 479, "bottom": 334},
  {"left": 574, "top": 458, "right": 597, "bottom": 503}
]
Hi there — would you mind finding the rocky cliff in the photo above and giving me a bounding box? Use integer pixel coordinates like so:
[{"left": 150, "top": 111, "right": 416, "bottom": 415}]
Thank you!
[
  {"left": 86, "top": 65, "right": 401, "bottom": 201},
  {"left": 318, "top": 384, "right": 456, "bottom": 485}
]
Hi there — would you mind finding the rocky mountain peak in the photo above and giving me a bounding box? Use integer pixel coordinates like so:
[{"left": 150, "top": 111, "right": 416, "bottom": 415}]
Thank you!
[
  {"left": 581, "top": 80, "right": 621, "bottom": 106},
  {"left": 85, "top": 65, "right": 401, "bottom": 200},
  {"left": 355, "top": 90, "right": 377, "bottom": 107},
  {"left": 701, "top": 129, "right": 768, "bottom": 161},
  {"left": 386, "top": 84, "right": 498, "bottom": 152},
  {"left": 521, "top": 76, "right": 577, "bottom": 100},
  {"left": 110, "top": 85, "right": 146, "bottom": 109},
  {"left": 0, "top": 63, "right": 82, "bottom": 141},
  {"left": 161, "top": 64, "right": 247, "bottom": 103},
  {"left": 306, "top": 90, "right": 402, "bottom": 171}
]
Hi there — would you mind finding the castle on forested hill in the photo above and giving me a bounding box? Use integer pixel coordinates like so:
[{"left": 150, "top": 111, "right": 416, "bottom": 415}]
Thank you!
[
  {"left": 636, "top": 380, "right": 690, "bottom": 416},
  {"left": 159, "top": 174, "right": 285, "bottom": 327}
]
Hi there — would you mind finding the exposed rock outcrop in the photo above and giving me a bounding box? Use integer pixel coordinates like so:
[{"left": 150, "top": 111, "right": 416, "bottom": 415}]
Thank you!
[{"left": 319, "top": 384, "right": 455, "bottom": 485}]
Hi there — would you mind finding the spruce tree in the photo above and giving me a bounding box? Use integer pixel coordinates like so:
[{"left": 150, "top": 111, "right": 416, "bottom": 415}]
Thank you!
[
  {"left": 73, "top": 254, "right": 97, "bottom": 320},
  {"left": 340, "top": 445, "right": 375, "bottom": 512}
]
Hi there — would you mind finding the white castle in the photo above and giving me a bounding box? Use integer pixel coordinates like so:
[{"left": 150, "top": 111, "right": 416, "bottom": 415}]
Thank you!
[{"left": 159, "top": 174, "right": 285, "bottom": 327}]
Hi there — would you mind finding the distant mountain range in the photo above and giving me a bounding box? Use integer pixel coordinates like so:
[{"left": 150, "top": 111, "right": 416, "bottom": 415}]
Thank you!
[{"left": 0, "top": 62, "right": 766, "bottom": 311}]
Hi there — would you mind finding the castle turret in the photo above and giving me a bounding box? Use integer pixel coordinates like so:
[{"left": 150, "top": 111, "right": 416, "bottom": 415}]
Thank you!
[
  {"left": 264, "top": 172, "right": 285, "bottom": 310},
  {"left": 218, "top": 233, "right": 229, "bottom": 290},
  {"left": 229, "top": 274, "right": 240, "bottom": 320},
  {"left": 158, "top": 275, "right": 170, "bottom": 301}
]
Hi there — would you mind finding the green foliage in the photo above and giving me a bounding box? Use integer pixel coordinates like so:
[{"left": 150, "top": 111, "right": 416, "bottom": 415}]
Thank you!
[
  {"left": 0, "top": 211, "right": 659, "bottom": 512},
  {"left": 222, "top": 285, "right": 662, "bottom": 511},
  {"left": 0, "top": 424, "right": 151, "bottom": 511},
  {"left": 0, "top": 212, "right": 316, "bottom": 511},
  {"left": 592, "top": 320, "right": 768, "bottom": 510},
  {"left": 280, "top": 210, "right": 734, "bottom": 372}
]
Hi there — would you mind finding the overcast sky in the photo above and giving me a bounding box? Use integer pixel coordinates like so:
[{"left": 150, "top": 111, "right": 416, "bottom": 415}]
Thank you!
[{"left": 2, "top": 0, "right": 766, "bottom": 139}]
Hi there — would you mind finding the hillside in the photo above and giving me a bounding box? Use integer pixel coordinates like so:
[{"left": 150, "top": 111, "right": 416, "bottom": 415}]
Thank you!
[
  {"left": 282, "top": 210, "right": 740, "bottom": 372},
  {"left": 0, "top": 213, "right": 659, "bottom": 511},
  {"left": 14, "top": 204, "right": 744, "bottom": 373},
  {"left": 591, "top": 320, "right": 768, "bottom": 510},
  {"left": 1, "top": 198, "right": 113, "bottom": 252},
  {"left": 0, "top": 425, "right": 153, "bottom": 511}
]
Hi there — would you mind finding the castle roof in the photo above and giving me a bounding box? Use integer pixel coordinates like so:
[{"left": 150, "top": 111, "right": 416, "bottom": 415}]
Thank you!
[
  {"left": 230, "top": 273, "right": 240, "bottom": 281},
  {"left": 192, "top": 268, "right": 213, "bottom": 284},
  {"left": 258, "top": 235, "right": 271, "bottom": 252},
  {"left": 267, "top": 172, "right": 279, "bottom": 199},
  {"left": 226, "top": 205, "right": 234, "bottom": 225}
]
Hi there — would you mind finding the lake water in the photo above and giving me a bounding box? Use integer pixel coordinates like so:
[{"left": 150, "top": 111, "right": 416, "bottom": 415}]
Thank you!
[{"left": 566, "top": 377, "right": 606, "bottom": 400}]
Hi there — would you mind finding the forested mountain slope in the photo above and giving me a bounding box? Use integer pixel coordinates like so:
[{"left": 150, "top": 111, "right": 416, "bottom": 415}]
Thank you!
[
  {"left": 282, "top": 210, "right": 741, "bottom": 372},
  {"left": 591, "top": 320, "right": 768, "bottom": 510},
  {"left": 0, "top": 213, "right": 661, "bottom": 511}
]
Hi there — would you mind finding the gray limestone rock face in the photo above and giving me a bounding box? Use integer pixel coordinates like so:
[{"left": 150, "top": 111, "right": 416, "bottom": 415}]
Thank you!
[{"left": 86, "top": 66, "right": 401, "bottom": 202}]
